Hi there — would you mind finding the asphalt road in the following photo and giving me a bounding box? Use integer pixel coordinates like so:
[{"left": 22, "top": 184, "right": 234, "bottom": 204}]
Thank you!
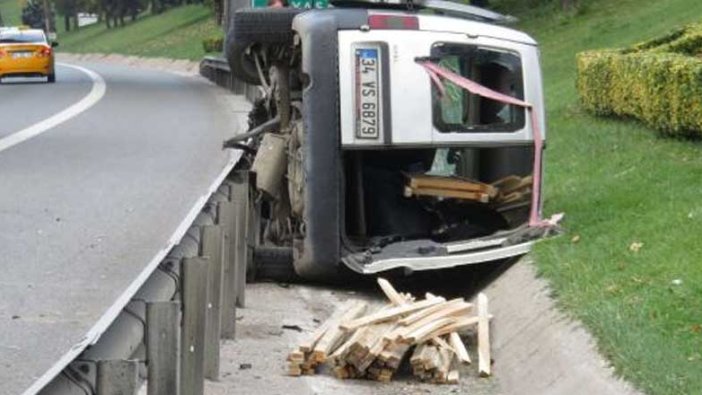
[{"left": 0, "top": 62, "right": 246, "bottom": 395}]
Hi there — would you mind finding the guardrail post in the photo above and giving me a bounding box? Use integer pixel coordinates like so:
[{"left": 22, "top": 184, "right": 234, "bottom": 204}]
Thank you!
[
  {"left": 146, "top": 301, "right": 179, "bottom": 395},
  {"left": 218, "top": 196, "right": 238, "bottom": 339},
  {"left": 201, "top": 225, "right": 225, "bottom": 380},
  {"left": 231, "top": 171, "right": 250, "bottom": 308},
  {"left": 180, "top": 257, "right": 208, "bottom": 395},
  {"left": 96, "top": 359, "right": 139, "bottom": 395}
]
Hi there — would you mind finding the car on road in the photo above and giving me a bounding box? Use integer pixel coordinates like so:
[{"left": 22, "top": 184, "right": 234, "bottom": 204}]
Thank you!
[
  {"left": 224, "top": 0, "right": 552, "bottom": 281},
  {"left": 0, "top": 27, "right": 57, "bottom": 83}
]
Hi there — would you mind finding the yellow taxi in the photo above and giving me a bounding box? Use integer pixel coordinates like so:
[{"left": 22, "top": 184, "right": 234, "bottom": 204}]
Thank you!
[{"left": 0, "top": 27, "right": 57, "bottom": 83}]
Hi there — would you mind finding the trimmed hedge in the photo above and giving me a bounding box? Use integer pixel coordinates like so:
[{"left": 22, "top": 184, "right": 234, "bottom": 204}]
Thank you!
[
  {"left": 202, "top": 36, "right": 224, "bottom": 53},
  {"left": 577, "top": 24, "right": 702, "bottom": 137}
]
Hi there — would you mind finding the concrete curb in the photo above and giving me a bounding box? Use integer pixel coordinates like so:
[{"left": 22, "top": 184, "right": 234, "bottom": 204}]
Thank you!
[
  {"left": 57, "top": 52, "right": 201, "bottom": 76},
  {"left": 484, "top": 259, "right": 642, "bottom": 395}
]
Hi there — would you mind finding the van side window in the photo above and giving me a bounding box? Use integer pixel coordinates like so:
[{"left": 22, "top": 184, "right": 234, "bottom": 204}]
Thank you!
[{"left": 431, "top": 43, "right": 525, "bottom": 133}]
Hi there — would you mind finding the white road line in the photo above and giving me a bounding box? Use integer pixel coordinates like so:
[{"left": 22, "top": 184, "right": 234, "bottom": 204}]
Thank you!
[{"left": 0, "top": 63, "right": 106, "bottom": 153}]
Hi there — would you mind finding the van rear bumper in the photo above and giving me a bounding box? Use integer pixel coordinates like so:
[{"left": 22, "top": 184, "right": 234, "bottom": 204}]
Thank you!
[{"left": 341, "top": 229, "right": 535, "bottom": 274}]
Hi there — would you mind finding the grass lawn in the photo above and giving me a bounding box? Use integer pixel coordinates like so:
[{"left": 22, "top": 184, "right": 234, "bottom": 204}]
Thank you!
[
  {"left": 517, "top": 0, "right": 702, "bottom": 393},
  {"left": 0, "top": 0, "right": 23, "bottom": 26},
  {"left": 57, "top": 5, "right": 221, "bottom": 60}
]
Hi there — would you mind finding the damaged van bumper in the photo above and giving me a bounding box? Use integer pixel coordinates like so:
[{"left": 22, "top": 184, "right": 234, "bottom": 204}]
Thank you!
[{"left": 341, "top": 229, "right": 536, "bottom": 274}]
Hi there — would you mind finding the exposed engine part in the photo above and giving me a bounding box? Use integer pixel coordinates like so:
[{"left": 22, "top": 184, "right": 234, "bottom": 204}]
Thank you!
[
  {"left": 252, "top": 133, "right": 289, "bottom": 200},
  {"left": 222, "top": 116, "right": 281, "bottom": 148},
  {"left": 287, "top": 120, "right": 305, "bottom": 218}
]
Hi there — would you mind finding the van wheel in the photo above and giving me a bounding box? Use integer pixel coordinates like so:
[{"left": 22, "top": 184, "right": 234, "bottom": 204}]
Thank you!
[
  {"left": 226, "top": 40, "right": 263, "bottom": 86},
  {"left": 226, "top": 8, "right": 302, "bottom": 85},
  {"left": 232, "top": 8, "right": 302, "bottom": 45},
  {"left": 47, "top": 73, "right": 56, "bottom": 83}
]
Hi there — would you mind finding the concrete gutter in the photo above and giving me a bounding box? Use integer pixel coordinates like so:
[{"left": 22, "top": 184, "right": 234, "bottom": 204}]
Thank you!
[{"left": 483, "top": 259, "right": 642, "bottom": 395}]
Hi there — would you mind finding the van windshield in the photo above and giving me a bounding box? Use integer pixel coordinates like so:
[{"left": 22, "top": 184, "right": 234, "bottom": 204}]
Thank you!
[{"left": 431, "top": 43, "right": 525, "bottom": 133}]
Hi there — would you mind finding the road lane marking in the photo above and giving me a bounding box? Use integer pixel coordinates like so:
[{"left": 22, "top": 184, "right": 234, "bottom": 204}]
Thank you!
[{"left": 0, "top": 63, "right": 106, "bottom": 153}]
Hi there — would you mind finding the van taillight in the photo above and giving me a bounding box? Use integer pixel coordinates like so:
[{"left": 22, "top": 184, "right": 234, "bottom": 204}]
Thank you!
[
  {"left": 38, "top": 47, "right": 52, "bottom": 57},
  {"left": 0, "top": 49, "right": 6, "bottom": 58},
  {"left": 368, "top": 14, "right": 419, "bottom": 30}
]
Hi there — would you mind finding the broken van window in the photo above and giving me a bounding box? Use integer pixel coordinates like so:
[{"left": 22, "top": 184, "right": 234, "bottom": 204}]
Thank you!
[{"left": 431, "top": 43, "right": 525, "bottom": 133}]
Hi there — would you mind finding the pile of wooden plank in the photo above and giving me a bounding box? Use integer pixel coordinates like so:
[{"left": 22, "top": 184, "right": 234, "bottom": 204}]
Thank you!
[
  {"left": 491, "top": 175, "right": 533, "bottom": 206},
  {"left": 286, "top": 278, "right": 493, "bottom": 385},
  {"left": 404, "top": 174, "right": 498, "bottom": 203}
]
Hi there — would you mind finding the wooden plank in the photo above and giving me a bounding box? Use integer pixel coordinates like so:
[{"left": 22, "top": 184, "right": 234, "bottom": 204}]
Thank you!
[
  {"left": 447, "top": 369, "right": 460, "bottom": 384},
  {"left": 376, "top": 278, "right": 406, "bottom": 306},
  {"left": 299, "top": 300, "right": 355, "bottom": 352},
  {"left": 410, "top": 343, "right": 428, "bottom": 366},
  {"left": 416, "top": 316, "right": 482, "bottom": 343},
  {"left": 406, "top": 186, "right": 489, "bottom": 203},
  {"left": 313, "top": 301, "right": 367, "bottom": 362},
  {"left": 341, "top": 298, "right": 444, "bottom": 331},
  {"left": 400, "top": 317, "right": 456, "bottom": 344},
  {"left": 478, "top": 293, "right": 491, "bottom": 377},
  {"left": 398, "top": 298, "right": 467, "bottom": 326},
  {"left": 409, "top": 175, "right": 497, "bottom": 196},
  {"left": 436, "top": 347, "right": 452, "bottom": 383},
  {"left": 395, "top": 303, "right": 472, "bottom": 342},
  {"left": 449, "top": 332, "right": 472, "bottom": 365},
  {"left": 501, "top": 175, "right": 533, "bottom": 194},
  {"left": 491, "top": 175, "right": 522, "bottom": 190}
]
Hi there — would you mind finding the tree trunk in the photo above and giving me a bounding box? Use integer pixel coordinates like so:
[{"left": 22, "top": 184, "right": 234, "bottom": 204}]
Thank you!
[
  {"left": 561, "top": 0, "right": 575, "bottom": 12},
  {"left": 64, "top": 14, "right": 71, "bottom": 32}
]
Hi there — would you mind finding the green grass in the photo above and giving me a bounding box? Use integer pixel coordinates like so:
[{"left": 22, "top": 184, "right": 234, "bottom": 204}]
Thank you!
[
  {"left": 520, "top": 0, "right": 702, "bottom": 394},
  {"left": 0, "top": 0, "right": 24, "bottom": 26},
  {"left": 57, "top": 5, "right": 221, "bottom": 60}
]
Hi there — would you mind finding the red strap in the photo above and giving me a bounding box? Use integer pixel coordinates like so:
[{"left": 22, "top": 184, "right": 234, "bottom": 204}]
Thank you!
[{"left": 417, "top": 61, "right": 547, "bottom": 227}]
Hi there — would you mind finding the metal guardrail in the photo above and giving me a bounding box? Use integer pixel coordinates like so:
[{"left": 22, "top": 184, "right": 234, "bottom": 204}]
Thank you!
[
  {"left": 200, "top": 55, "right": 261, "bottom": 103},
  {"left": 41, "top": 174, "right": 249, "bottom": 395}
]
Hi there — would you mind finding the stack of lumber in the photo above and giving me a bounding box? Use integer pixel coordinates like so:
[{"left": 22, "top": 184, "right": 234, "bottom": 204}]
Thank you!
[
  {"left": 286, "top": 279, "right": 493, "bottom": 385},
  {"left": 491, "top": 175, "right": 533, "bottom": 206},
  {"left": 404, "top": 174, "right": 498, "bottom": 203}
]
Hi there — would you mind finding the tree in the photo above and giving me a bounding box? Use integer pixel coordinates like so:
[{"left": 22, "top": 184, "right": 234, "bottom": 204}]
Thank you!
[
  {"left": 21, "top": 0, "right": 56, "bottom": 31},
  {"left": 55, "top": 0, "right": 79, "bottom": 31},
  {"left": 561, "top": 0, "right": 577, "bottom": 12}
]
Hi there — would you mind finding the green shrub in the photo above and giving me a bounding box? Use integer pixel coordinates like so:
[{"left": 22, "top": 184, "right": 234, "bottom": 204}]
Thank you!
[
  {"left": 202, "top": 36, "right": 223, "bottom": 53},
  {"left": 577, "top": 24, "right": 702, "bottom": 137}
]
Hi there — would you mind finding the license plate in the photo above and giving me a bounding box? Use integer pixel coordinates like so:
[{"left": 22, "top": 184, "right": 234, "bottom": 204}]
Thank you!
[
  {"left": 11, "top": 52, "right": 32, "bottom": 59},
  {"left": 355, "top": 47, "right": 381, "bottom": 139}
]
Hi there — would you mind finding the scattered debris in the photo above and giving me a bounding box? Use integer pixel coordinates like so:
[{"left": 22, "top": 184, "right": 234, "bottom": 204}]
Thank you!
[
  {"left": 239, "top": 363, "right": 253, "bottom": 370},
  {"left": 629, "top": 242, "right": 643, "bottom": 253},
  {"left": 402, "top": 174, "right": 534, "bottom": 209},
  {"left": 491, "top": 175, "right": 533, "bottom": 206},
  {"left": 286, "top": 278, "right": 492, "bottom": 384},
  {"left": 282, "top": 324, "right": 303, "bottom": 332}
]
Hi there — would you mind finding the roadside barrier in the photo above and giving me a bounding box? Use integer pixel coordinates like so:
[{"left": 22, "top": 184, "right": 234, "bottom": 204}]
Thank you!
[{"left": 40, "top": 178, "right": 248, "bottom": 395}]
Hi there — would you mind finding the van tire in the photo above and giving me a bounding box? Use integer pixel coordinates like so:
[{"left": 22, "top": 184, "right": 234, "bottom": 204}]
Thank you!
[
  {"left": 226, "top": 40, "right": 263, "bottom": 85},
  {"left": 226, "top": 8, "right": 302, "bottom": 85},
  {"left": 232, "top": 8, "right": 302, "bottom": 45}
]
